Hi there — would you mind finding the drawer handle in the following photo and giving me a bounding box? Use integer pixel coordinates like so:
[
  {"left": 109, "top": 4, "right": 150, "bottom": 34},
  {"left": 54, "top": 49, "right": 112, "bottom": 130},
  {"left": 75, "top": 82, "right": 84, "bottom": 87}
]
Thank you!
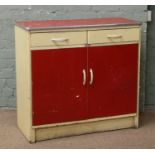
[
  {"left": 107, "top": 34, "right": 122, "bottom": 38},
  {"left": 90, "top": 68, "right": 94, "bottom": 85},
  {"left": 51, "top": 38, "right": 69, "bottom": 42},
  {"left": 82, "top": 69, "right": 86, "bottom": 86}
]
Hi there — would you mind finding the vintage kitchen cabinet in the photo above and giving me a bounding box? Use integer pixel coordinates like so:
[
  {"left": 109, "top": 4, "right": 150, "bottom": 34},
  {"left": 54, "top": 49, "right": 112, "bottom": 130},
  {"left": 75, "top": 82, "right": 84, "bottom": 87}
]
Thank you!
[{"left": 15, "top": 18, "right": 141, "bottom": 142}]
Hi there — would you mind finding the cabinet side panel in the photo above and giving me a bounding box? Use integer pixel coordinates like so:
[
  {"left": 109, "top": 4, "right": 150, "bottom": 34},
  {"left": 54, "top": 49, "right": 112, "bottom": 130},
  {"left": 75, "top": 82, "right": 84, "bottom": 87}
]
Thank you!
[
  {"left": 15, "top": 26, "right": 35, "bottom": 142},
  {"left": 135, "top": 27, "right": 141, "bottom": 128}
]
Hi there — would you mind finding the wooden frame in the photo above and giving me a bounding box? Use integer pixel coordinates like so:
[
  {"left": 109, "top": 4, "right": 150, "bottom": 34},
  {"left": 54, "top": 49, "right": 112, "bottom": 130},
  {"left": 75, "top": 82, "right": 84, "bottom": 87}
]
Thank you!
[
  {"left": 15, "top": 23, "right": 141, "bottom": 143},
  {"left": 31, "top": 31, "right": 87, "bottom": 47},
  {"left": 15, "top": 26, "right": 35, "bottom": 142}
]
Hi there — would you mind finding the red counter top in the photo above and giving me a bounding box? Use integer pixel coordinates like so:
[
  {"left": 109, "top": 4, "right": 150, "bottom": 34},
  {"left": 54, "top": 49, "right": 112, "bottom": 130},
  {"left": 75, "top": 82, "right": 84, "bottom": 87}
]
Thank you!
[{"left": 16, "top": 17, "right": 141, "bottom": 31}]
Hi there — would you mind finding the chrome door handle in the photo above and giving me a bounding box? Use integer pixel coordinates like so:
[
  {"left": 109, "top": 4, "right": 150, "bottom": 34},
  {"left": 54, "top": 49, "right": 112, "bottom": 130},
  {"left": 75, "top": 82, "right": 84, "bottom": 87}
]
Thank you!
[
  {"left": 82, "top": 69, "right": 86, "bottom": 86},
  {"left": 50, "top": 38, "right": 69, "bottom": 42},
  {"left": 89, "top": 68, "right": 94, "bottom": 85}
]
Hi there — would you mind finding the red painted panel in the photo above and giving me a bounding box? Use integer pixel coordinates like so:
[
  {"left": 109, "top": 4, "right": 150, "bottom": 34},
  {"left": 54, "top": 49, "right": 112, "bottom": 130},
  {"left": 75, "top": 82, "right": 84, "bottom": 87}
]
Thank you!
[
  {"left": 32, "top": 47, "right": 88, "bottom": 125},
  {"left": 88, "top": 44, "right": 139, "bottom": 118},
  {"left": 16, "top": 17, "right": 139, "bottom": 30}
]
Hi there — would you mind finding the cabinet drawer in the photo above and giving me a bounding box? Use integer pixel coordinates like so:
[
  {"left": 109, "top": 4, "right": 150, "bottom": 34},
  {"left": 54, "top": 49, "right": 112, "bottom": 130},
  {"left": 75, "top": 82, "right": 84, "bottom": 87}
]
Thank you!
[
  {"left": 31, "top": 31, "right": 87, "bottom": 47},
  {"left": 88, "top": 28, "right": 140, "bottom": 44}
]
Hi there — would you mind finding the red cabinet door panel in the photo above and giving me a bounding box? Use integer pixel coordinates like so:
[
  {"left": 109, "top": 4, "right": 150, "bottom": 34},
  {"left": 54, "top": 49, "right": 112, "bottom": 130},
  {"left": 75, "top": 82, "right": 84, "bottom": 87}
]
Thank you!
[
  {"left": 88, "top": 44, "right": 139, "bottom": 118},
  {"left": 32, "top": 47, "right": 88, "bottom": 125}
]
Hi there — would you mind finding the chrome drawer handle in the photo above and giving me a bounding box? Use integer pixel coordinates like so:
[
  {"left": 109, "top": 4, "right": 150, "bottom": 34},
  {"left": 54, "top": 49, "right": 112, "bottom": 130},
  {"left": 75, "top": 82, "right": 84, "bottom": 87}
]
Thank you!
[
  {"left": 90, "top": 68, "right": 94, "bottom": 85},
  {"left": 51, "top": 38, "right": 69, "bottom": 42},
  {"left": 82, "top": 69, "right": 86, "bottom": 86},
  {"left": 107, "top": 34, "right": 122, "bottom": 38}
]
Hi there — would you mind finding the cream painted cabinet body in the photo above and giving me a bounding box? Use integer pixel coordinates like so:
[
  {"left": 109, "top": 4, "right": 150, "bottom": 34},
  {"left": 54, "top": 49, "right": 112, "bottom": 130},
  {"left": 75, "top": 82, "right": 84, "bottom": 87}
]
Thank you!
[{"left": 15, "top": 18, "right": 141, "bottom": 142}]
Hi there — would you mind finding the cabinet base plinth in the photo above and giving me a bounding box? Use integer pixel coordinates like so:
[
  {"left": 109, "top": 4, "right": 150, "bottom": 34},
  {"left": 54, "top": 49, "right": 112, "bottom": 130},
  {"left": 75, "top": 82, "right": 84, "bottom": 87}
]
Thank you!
[{"left": 26, "top": 115, "right": 137, "bottom": 143}]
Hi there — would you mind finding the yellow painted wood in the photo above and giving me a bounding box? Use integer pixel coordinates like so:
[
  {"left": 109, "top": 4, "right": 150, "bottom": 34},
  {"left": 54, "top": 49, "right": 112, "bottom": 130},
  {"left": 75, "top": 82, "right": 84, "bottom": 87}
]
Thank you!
[
  {"left": 30, "top": 41, "right": 139, "bottom": 50},
  {"left": 31, "top": 31, "right": 87, "bottom": 47},
  {"left": 35, "top": 116, "right": 135, "bottom": 142},
  {"left": 135, "top": 27, "right": 142, "bottom": 128},
  {"left": 15, "top": 26, "right": 35, "bottom": 143},
  {"left": 33, "top": 113, "right": 136, "bottom": 129},
  {"left": 30, "top": 44, "right": 86, "bottom": 50},
  {"left": 87, "top": 41, "right": 139, "bottom": 47},
  {"left": 88, "top": 28, "right": 140, "bottom": 44}
]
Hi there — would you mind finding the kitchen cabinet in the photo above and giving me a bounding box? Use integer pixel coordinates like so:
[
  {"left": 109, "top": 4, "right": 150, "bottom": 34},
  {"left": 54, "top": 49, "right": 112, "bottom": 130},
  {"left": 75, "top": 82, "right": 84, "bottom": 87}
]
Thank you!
[{"left": 15, "top": 17, "right": 141, "bottom": 142}]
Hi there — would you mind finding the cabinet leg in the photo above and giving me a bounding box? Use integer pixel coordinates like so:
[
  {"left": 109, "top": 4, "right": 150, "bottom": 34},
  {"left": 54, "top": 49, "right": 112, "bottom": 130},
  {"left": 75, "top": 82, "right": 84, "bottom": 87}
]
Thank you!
[
  {"left": 134, "top": 116, "right": 139, "bottom": 128},
  {"left": 29, "top": 140, "right": 36, "bottom": 144},
  {"left": 29, "top": 129, "right": 36, "bottom": 143}
]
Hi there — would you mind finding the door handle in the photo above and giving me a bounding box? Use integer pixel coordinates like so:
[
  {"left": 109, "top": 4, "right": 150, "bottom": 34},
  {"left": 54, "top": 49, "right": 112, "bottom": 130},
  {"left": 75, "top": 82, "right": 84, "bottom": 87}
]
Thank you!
[
  {"left": 107, "top": 34, "right": 122, "bottom": 38},
  {"left": 82, "top": 69, "right": 86, "bottom": 86},
  {"left": 89, "top": 68, "right": 94, "bottom": 85},
  {"left": 50, "top": 38, "right": 69, "bottom": 42}
]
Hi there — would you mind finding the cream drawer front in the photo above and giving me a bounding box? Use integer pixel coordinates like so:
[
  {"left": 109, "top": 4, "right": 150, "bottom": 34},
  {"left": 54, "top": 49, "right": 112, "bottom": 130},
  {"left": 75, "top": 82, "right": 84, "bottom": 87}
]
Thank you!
[
  {"left": 31, "top": 31, "right": 87, "bottom": 47},
  {"left": 88, "top": 28, "right": 140, "bottom": 44}
]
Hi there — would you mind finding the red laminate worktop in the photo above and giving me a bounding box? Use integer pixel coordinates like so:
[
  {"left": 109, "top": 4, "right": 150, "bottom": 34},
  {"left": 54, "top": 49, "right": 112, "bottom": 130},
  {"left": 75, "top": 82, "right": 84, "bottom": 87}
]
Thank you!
[{"left": 16, "top": 17, "right": 140, "bottom": 31}]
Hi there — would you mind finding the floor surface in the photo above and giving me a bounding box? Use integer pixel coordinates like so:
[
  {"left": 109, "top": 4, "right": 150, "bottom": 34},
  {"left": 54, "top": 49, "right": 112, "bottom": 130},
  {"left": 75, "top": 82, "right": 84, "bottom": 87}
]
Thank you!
[{"left": 0, "top": 109, "right": 155, "bottom": 149}]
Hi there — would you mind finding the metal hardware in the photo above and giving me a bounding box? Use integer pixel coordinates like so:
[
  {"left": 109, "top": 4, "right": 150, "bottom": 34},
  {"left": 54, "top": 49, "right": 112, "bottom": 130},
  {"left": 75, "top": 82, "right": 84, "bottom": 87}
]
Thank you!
[
  {"left": 147, "top": 10, "right": 152, "bottom": 22},
  {"left": 90, "top": 68, "right": 94, "bottom": 85},
  {"left": 107, "top": 34, "right": 122, "bottom": 38},
  {"left": 82, "top": 69, "right": 86, "bottom": 86},
  {"left": 51, "top": 38, "right": 69, "bottom": 42}
]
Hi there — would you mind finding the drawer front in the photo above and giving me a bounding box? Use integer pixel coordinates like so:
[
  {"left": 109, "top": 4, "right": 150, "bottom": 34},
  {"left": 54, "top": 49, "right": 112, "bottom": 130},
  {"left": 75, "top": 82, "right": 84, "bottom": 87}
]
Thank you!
[
  {"left": 31, "top": 31, "right": 87, "bottom": 47},
  {"left": 88, "top": 28, "right": 140, "bottom": 44}
]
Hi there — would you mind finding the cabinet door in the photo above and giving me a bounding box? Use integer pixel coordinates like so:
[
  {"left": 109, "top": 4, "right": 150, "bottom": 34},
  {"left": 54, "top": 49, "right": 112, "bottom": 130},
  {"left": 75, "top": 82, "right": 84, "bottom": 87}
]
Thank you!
[
  {"left": 88, "top": 44, "right": 139, "bottom": 118},
  {"left": 31, "top": 47, "right": 88, "bottom": 125}
]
